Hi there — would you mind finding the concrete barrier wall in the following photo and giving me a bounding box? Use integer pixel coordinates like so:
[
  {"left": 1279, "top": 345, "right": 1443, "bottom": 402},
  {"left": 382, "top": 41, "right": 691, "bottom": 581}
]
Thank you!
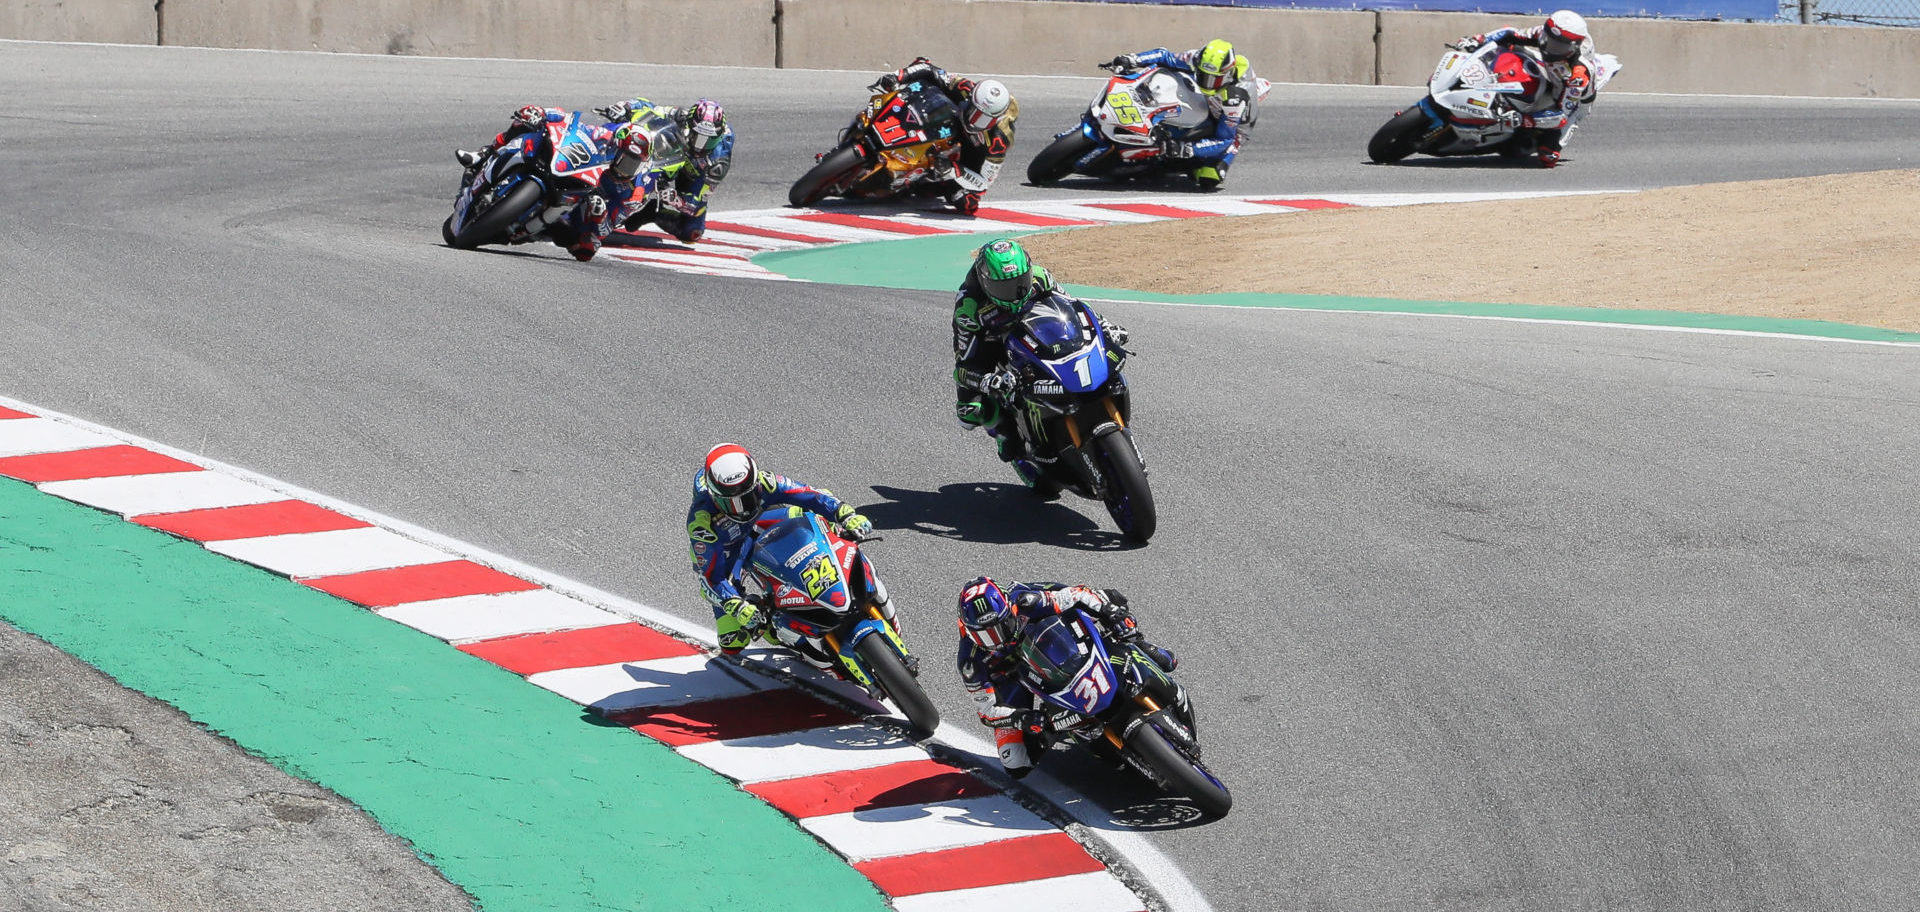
[
  {"left": 778, "top": 0, "right": 1377, "bottom": 86},
  {"left": 0, "top": 0, "right": 154, "bottom": 44},
  {"left": 1378, "top": 11, "right": 1920, "bottom": 97},
  {"left": 157, "top": 0, "right": 776, "bottom": 65},
  {"left": 5, "top": 0, "right": 1919, "bottom": 98}
]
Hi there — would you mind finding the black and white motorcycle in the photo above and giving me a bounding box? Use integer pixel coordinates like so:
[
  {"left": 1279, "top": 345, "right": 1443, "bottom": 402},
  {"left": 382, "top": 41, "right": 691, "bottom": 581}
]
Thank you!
[{"left": 1367, "top": 42, "right": 1621, "bottom": 164}]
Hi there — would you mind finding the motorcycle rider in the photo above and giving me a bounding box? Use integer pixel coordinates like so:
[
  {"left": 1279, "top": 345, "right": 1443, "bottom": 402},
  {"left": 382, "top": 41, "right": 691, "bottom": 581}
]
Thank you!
[
  {"left": 863, "top": 56, "right": 1015, "bottom": 214},
  {"left": 593, "top": 97, "right": 735, "bottom": 243},
  {"left": 956, "top": 576, "right": 1177, "bottom": 777},
  {"left": 952, "top": 239, "right": 1128, "bottom": 492},
  {"left": 1454, "top": 10, "right": 1600, "bottom": 168},
  {"left": 1106, "top": 39, "right": 1259, "bottom": 189},
  {"left": 687, "top": 444, "right": 888, "bottom": 658},
  {"left": 452, "top": 104, "right": 654, "bottom": 261}
]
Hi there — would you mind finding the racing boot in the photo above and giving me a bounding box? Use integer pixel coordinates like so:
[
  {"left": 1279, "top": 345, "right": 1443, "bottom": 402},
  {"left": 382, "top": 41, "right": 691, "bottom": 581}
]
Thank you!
[
  {"left": 1193, "top": 163, "right": 1226, "bottom": 191},
  {"left": 1140, "top": 641, "right": 1179, "bottom": 673},
  {"left": 995, "top": 722, "right": 1035, "bottom": 779},
  {"left": 455, "top": 149, "right": 485, "bottom": 169}
]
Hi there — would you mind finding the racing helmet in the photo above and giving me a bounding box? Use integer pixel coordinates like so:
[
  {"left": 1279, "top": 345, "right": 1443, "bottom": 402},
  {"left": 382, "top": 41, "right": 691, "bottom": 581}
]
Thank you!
[
  {"left": 609, "top": 125, "right": 652, "bottom": 180},
  {"left": 1541, "top": 10, "right": 1590, "bottom": 60},
  {"left": 687, "top": 98, "right": 728, "bottom": 156},
  {"left": 1195, "top": 39, "right": 1239, "bottom": 91},
  {"left": 703, "top": 443, "right": 763, "bottom": 521},
  {"left": 973, "top": 239, "right": 1035, "bottom": 311},
  {"left": 965, "top": 79, "right": 1012, "bottom": 134},
  {"left": 958, "top": 577, "right": 1019, "bottom": 649}
]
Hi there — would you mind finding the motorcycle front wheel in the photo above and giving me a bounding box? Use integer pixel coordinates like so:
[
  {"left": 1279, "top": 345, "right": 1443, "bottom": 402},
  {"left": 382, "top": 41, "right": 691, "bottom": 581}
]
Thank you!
[
  {"left": 855, "top": 635, "right": 940, "bottom": 736},
  {"left": 1125, "top": 719, "right": 1232, "bottom": 818},
  {"left": 450, "top": 180, "right": 542, "bottom": 249},
  {"left": 1096, "top": 429, "right": 1156, "bottom": 543},
  {"left": 1367, "top": 104, "right": 1431, "bottom": 164},
  {"left": 789, "top": 144, "right": 865, "bottom": 208},
  {"left": 1028, "top": 130, "right": 1096, "bottom": 186}
]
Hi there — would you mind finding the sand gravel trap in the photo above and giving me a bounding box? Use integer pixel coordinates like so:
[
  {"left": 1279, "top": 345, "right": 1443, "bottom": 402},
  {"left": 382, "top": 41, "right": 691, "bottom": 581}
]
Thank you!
[{"left": 1025, "top": 170, "right": 1920, "bottom": 333}]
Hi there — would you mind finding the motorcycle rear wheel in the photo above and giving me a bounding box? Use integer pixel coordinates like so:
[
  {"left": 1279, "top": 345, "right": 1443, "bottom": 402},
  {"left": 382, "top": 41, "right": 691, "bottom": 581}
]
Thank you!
[
  {"left": 1028, "top": 131, "right": 1095, "bottom": 186},
  {"left": 789, "top": 144, "right": 864, "bottom": 208},
  {"left": 450, "top": 180, "right": 542, "bottom": 250},
  {"left": 855, "top": 635, "right": 940, "bottom": 736},
  {"left": 1097, "top": 429, "right": 1156, "bottom": 543},
  {"left": 1367, "top": 104, "right": 1431, "bottom": 164},
  {"left": 1126, "top": 719, "right": 1232, "bottom": 818}
]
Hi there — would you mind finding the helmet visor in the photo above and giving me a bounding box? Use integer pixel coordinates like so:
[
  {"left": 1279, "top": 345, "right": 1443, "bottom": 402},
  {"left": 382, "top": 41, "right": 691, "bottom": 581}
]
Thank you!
[
  {"left": 965, "top": 618, "right": 1011, "bottom": 650},
  {"left": 1196, "top": 69, "right": 1232, "bottom": 91},
  {"left": 1542, "top": 34, "right": 1578, "bottom": 57},
  {"left": 980, "top": 268, "right": 1032, "bottom": 306},
  {"left": 690, "top": 124, "right": 724, "bottom": 155},
  {"left": 716, "top": 488, "right": 760, "bottom": 521},
  {"left": 964, "top": 106, "right": 999, "bottom": 133}
]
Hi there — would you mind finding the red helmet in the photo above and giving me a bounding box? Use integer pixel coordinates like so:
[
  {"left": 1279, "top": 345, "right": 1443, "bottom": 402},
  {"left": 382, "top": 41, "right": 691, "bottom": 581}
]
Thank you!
[
  {"left": 1541, "top": 10, "right": 1590, "bottom": 60},
  {"left": 609, "top": 124, "right": 652, "bottom": 180},
  {"left": 703, "top": 443, "right": 762, "bottom": 521}
]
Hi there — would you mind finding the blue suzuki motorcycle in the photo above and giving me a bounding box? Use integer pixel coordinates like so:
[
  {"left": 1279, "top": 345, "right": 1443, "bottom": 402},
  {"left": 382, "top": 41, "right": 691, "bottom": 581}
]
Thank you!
[
  {"left": 442, "top": 111, "right": 615, "bottom": 250},
  {"left": 738, "top": 508, "right": 938, "bottom": 734},
  {"left": 998, "top": 291, "right": 1156, "bottom": 542},
  {"left": 1010, "top": 609, "right": 1230, "bottom": 817}
]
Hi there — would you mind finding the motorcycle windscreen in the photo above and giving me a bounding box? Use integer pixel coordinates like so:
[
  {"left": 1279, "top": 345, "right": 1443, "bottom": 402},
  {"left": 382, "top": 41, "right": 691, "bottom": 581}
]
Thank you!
[
  {"left": 747, "top": 515, "right": 848, "bottom": 609},
  {"left": 1016, "top": 615, "right": 1119, "bottom": 715},
  {"left": 638, "top": 113, "right": 690, "bottom": 171},
  {"left": 1015, "top": 296, "right": 1110, "bottom": 392}
]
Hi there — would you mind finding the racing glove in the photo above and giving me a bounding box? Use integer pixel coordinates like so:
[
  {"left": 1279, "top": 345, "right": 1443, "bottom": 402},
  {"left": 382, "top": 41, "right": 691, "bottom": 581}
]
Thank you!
[
  {"left": 595, "top": 101, "right": 632, "bottom": 122},
  {"left": 840, "top": 512, "right": 875, "bottom": 540},
  {"left": 1097, "top": 317, "right": 1130, "bottom": 348},
  {"left": 1451, "top": 34, "right": 1485, "bottom": 51},
  {"left": 1158, "top": 139, "right": 1194, "bottom": 159},
  {"left": 980, "top": 368, "right": 1019, "bottom": 400},
  {"left": 1105, "top": 54, "right": 1138, "bottom": 71}
]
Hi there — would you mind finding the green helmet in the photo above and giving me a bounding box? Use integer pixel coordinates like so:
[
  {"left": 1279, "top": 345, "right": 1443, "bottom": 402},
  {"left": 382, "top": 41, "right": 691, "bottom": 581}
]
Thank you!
[
  {"left": 973, "top": 239, "right": 1035, "bottom": 310},
  {"left": 1196, "top": 39, "right": 1238, "bottom": 91}
]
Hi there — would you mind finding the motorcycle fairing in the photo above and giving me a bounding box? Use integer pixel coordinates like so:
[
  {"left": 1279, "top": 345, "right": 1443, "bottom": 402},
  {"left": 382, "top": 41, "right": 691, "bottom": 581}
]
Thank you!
[
  {"left": 1010, "top": 295, "right": 1111, "bottom": 394},
  {"left": 544, "top": 113, "right": 612, "bottom": 184},
  {"left": 1017, "top": 613, "right": 1119, "bottom": 716},
  {"left": 746, "top": 513, "right": 850, "bottom": 611}
]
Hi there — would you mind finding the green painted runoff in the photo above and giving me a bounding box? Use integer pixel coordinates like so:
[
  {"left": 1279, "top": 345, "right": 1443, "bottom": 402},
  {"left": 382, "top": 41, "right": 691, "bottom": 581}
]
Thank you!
[
  {"left": 753, "top": 232, "right": 1920, "bottom": 345},
  {"left": 0, "top": 478, "right": 887, "bottom": 912}
]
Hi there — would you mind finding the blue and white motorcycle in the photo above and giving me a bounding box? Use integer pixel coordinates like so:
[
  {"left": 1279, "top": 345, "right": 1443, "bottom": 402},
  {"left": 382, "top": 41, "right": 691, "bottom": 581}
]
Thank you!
[
  {"left": 993, "top": 291, "right": 1156, "bottom": 542},
  {"left": 1009, "top": 608, "right": 1230, "bottom": 817},
  {"left": 442, "top": 111, "right": 615, "bottom": 249},
  {"left": 1026, "top": 62, "right": 1268, "bottom": 187},
  {"left": 737, "top": 508, "right": 938, "bottom": 734}
]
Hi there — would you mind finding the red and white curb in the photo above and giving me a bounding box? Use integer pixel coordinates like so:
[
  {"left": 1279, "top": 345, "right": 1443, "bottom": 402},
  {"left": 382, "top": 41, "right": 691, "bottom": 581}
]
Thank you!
[
  {"left": 603, "top": 191, "right": 1605, "bottom": 281},
  {"left": 0, "top": 398, "right": 1201, "bottom": 912}
]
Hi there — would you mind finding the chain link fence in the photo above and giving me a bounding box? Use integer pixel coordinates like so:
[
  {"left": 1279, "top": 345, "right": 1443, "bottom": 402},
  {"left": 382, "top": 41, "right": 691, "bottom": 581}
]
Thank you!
[{"left": 1779, "top": 0, "right": 1920, "bottom": 24}]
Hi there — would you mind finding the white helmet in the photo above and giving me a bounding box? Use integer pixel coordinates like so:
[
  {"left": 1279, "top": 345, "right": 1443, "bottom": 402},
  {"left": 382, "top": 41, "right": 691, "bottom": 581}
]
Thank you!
[
  {"left": 965, "top": 79, "right": 1011, "bottom": 133},
  {"left": 702, "top": 443, "right": 763, "bottom": 521},
  {"left": 1542, "top": 10, "right": 1590, "bottom": 60}
]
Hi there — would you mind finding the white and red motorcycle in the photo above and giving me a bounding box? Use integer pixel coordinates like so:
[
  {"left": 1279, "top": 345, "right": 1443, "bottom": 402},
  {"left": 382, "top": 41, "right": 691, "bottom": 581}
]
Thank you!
[
  {"left": 1027, "top": 63, "right": 1271, "bottom": 187},
  {"left": 1367, "top": 42, "right": 1621, "bottom": 164}
]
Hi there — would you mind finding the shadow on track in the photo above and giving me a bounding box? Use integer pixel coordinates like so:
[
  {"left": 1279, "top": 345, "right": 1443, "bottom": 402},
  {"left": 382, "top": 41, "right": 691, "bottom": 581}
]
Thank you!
[{"left": 862, "top": 482, "right": 1135, "bottom": 551}]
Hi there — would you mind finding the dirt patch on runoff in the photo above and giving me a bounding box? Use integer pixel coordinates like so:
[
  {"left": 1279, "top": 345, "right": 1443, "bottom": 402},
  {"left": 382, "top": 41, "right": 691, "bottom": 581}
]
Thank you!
[{"left": 1025, "top": 170, "right": 1920, "bottom": 333}]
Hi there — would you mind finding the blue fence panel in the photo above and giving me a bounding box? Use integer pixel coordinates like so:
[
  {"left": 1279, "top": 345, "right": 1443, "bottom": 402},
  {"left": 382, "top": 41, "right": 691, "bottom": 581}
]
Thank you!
[{"left": 1037, "top": 0, "right": 1780, "bottom": 20}]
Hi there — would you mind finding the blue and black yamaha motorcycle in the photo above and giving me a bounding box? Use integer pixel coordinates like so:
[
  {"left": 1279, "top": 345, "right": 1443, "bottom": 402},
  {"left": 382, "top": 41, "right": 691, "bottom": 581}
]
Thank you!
[
  {"left": 1010, "top": 609, "right": 1230, "bottom": 817},
  {"left": 442, "top": 111, "right": 615, "bottom": 250},
  {"left": 998, "top": 291, "right": 1156, "bottom": 542},
  {"left": 737, "top": 508, "right": 938, "bottom": 734}
]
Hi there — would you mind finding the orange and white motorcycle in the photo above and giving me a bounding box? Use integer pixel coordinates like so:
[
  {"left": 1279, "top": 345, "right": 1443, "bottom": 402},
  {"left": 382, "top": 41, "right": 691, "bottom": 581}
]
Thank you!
[{"left": 788, "top": 79, "right": 979, "bottom": 207}]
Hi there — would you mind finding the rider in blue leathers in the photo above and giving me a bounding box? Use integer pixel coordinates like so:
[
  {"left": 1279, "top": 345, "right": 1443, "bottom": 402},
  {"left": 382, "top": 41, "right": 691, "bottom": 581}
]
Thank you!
[
  {"left": 1106, "top": 39, "right": 1259, "bottom": 189},
  {"left": 596, "top": 97, "right": 735, "bottom": 243},
  {"left": 688, "top": 444, "right": 887, "bottom": 655},
  {"left": 956, "top": 577, "right": 1176, "bottom": 776}
]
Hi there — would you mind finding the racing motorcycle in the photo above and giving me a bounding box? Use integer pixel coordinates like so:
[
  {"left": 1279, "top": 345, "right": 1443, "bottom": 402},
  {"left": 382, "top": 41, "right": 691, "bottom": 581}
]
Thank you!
[
  {"left": 1027, "top": 63, "right": 1270, "bottom": 187},
  {"left": 597, "top": 103, "right": 705, "bottom": 234},
  {"left": 443, "top": 111, "right": 615, "bottom": 249},
  {"left": 1007, "top": 607, "right": 1230, "bottom": 817},
  {"left": 988, "top": 290, "right": 1155, "bottom": 543},
  {"left": 789, "top": 78, "right": 975, "bottom": 208},
  {"left": 1367, "top": 42, "right": 1622, "bottom": 164},
  {"left": 739, "top": 508, "right": 939, "bottom": 735}
]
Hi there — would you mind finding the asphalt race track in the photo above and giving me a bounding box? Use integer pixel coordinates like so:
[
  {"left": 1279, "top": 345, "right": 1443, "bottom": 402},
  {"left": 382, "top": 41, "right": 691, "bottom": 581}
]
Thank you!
[{"left": 6, "top": 41, "right": 1920, "bottom": 911}]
